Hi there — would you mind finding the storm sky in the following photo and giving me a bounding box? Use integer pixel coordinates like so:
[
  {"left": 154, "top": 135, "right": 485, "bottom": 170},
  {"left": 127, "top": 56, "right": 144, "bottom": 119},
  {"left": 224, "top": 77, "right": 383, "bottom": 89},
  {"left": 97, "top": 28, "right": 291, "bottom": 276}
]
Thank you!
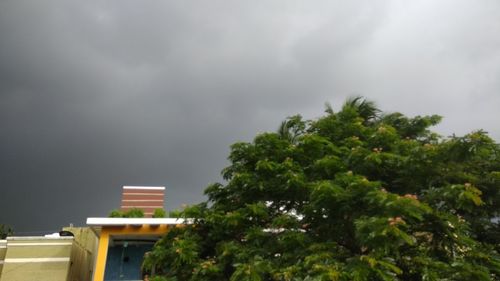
[{"left": 1, "top": 1, "right": 499, "bottom": 233}]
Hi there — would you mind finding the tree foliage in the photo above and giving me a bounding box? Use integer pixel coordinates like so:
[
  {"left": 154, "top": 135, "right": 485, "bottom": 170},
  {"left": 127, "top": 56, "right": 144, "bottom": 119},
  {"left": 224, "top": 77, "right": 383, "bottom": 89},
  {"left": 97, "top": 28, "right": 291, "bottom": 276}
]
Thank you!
[
  {"left": 109, "top": 209, "right": 125, "bottom": 218},
  {"left": 0, "top": 224, "right": 13, "bottom": 239},
  {"left": 145, "top": 98, "right": 500, "bottom": 280},
  {"left": 108, "top": 208, "right": 145, "bottom": 218},
  {"left": 154, "top": 208, "right": 168, "bottom": 218}
]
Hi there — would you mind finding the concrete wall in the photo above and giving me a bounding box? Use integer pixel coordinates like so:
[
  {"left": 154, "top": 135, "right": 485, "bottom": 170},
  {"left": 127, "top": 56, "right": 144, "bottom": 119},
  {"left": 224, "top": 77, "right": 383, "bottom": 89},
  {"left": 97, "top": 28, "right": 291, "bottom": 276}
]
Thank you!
[
  {"left": 0, "top": 236, "right": 73, "bottom": 281},
  {"left": 0, "top": 228, "right": 98, "bottom": 281},
  {"left": 64, "top": 227, "right": 98, "bottom": 281}
]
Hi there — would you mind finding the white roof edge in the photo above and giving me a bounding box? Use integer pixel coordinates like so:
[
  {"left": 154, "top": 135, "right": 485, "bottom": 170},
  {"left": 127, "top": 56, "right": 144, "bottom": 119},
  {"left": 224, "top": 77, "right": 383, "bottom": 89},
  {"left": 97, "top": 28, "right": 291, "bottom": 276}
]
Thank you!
[
  {"left": 123, "top": 186, "right": 165, "bottom": 190},
  {"left": 6, "top": 236, "right": 74, "bottom": 240},
  {"left": 86, "top": 217, "right": 191, "bottom": 226}
]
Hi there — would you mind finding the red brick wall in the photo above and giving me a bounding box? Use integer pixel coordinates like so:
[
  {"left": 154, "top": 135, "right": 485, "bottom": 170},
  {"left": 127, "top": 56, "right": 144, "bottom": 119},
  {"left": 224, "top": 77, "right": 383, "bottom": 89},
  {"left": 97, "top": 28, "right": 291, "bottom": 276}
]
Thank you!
[{"left": 120, "top": 186, "right": 165, "bottom": 217}]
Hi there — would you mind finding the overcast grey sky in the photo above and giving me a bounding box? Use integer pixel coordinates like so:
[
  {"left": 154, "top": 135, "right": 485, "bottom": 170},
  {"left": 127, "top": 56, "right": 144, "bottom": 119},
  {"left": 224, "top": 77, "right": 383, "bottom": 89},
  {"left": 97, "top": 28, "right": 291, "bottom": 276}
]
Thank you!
[{"left": 1, "top": 0, "right": 499, "bottom": 233}]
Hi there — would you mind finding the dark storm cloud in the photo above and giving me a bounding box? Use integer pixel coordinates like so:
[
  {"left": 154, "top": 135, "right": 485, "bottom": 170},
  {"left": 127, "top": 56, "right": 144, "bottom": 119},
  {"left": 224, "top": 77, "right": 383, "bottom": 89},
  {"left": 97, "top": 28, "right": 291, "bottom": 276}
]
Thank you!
[{"left": 1, "top": 0, "right": 499, "bottom": 233}]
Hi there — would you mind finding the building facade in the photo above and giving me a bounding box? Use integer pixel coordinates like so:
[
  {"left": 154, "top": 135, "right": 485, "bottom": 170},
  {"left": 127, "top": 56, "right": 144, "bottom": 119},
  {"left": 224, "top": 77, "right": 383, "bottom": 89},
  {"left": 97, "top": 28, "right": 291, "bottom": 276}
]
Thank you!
[
  {"left": 87, "top": 217, "right": 187, "bottom": 281},
  {"left": 0, "top": 227, "right": 98, "bottom": 281},
  {"left": 0, "top": 186, "right": 181, "bottom": 281},
  {"left": 121, "top": 186, "right": 165, "bottom": 217}
]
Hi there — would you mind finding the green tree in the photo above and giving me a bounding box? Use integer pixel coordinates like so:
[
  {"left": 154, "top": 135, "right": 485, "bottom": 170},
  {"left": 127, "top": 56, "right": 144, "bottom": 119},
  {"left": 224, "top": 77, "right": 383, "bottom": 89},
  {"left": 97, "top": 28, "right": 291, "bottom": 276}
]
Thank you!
[
  {"left": 124, "top": 208, "right": 145, "bottom": 218},
  {"left": 0, "top": 224, "right": 13, "bottom": 239},
  {"left": 145, "top": 98, "right": 500, "bottom": 281},
  {"left": 109, "top": 209, "right": 125, "bottom": 218},
  {"left": 153, "top": 208, "right": 167, "bottom": 218},
  {"left": 108, "top": 208, "right": 145, "bottom": 218}
]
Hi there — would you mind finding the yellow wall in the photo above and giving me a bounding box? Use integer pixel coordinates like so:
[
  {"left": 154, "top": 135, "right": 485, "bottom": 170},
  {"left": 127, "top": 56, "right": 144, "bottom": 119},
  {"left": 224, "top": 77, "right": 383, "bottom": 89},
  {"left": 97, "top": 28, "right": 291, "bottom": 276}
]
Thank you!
[{"left": 92, "top": 225, "right": 169, "bottom": 281}]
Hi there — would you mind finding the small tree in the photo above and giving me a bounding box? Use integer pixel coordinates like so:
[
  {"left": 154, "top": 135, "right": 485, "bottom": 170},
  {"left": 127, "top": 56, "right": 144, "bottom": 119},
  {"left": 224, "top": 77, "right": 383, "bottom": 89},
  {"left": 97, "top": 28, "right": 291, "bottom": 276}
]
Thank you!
[
  {"left": 0, "top": 224, "right": 13, "bottom": 239},
  {"left": 153, "top": 209, "right": 167, "bottom": 218},
  {"left": 109, "top": 208, "right": 145, "bottom": 218},
  {"left": 109, "top": 209, "right": 125, "bottom": 218},
  {"left": 124, "top": 208, "right": 145, "bottom": 218},
  {"left": 145, "top": 97, "right": 500, "bottom": 280}
]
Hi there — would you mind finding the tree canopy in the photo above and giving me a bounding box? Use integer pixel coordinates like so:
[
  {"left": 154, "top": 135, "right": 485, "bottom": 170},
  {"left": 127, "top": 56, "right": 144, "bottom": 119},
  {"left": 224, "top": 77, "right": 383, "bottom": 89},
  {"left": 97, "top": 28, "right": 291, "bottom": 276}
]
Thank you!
[
  {"left": 0, "top": 224, "right": 13, "bottom": 239},
  {"left": 144, "top": 97, "right": 500, "bottom": 281},
  {"left": 108, "top": 208, "right": 145, "bottom": 218}
]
